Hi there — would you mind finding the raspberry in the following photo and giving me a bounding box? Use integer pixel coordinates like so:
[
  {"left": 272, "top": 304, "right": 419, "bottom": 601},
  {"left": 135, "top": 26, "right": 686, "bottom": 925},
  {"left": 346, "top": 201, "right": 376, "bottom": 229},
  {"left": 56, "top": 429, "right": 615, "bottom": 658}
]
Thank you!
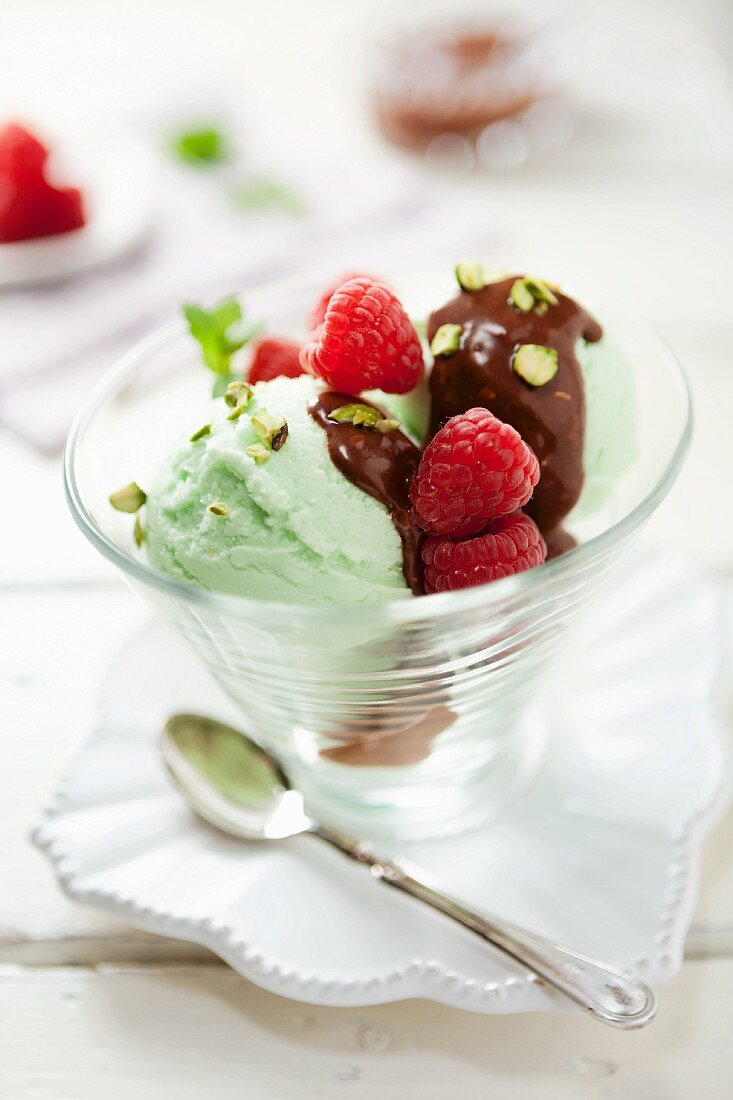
[
  {"left": 410, "top": 407, "right": 539, "bottom": 537},
  {"left": 0, "top": 123, "right": 46, "bottom": 180},
  {"left": 0, "top": 123, "right": 85, "bottom": 243},
  {"left": 300, "top": 277, "right": 424, "bottom": 395},
  {"left": 308, "top": 272, "right": 379, "bottom": 330},
  {"left": 422, "top": 512, "right": 547, "bottom": 594},
  {"left": 248, "top": 337, "right": 303, "bottom": 384}
]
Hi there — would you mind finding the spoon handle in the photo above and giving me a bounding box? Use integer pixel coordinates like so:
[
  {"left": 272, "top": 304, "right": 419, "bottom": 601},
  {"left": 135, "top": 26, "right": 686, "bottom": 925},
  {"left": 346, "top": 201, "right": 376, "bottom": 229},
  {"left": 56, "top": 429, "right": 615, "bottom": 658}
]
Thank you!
[{"left": 316, "top": 828, "right": 656, "bottom": 1030}]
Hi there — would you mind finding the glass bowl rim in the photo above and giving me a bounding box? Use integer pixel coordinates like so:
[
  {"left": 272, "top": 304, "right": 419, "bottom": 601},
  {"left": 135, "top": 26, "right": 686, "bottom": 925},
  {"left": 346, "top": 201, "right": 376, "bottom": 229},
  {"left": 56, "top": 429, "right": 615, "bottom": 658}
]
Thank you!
[{"left": 64, "top": 277, "right": 692, "bottom": 625}]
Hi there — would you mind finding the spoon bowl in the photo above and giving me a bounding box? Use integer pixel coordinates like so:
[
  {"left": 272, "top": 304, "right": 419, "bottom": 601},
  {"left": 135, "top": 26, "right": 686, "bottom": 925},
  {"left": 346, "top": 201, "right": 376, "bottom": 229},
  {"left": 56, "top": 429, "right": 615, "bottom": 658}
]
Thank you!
[{"left": 162, "top": 714, "right": 312, "bottom": 840}]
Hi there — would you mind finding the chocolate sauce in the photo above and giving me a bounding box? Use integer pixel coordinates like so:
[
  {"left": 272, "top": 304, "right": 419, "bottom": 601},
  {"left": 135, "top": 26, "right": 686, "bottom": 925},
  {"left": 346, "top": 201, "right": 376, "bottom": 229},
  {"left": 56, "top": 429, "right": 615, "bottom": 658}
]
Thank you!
[
  {"left": 308, "top": 392, "right": 424, "bottom": 594},
  {"left": 320, "top": 705, "right": 456, "bottom": 767},
  {"left": 428, "top": 276, "right": 602, "bottom": 543}
]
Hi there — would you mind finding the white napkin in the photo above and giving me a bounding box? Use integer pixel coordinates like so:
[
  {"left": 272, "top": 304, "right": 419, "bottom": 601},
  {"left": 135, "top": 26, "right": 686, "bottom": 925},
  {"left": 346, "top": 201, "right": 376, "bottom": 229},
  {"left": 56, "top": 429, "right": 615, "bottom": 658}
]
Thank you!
[{"left": 0, "top": 94, "right": 494, "bottom": 454}]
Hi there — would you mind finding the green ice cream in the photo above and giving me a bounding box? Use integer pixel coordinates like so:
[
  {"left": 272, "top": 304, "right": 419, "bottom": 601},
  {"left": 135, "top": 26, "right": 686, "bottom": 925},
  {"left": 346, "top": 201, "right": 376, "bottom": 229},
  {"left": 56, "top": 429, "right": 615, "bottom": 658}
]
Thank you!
[
  {"left": 573, "top": 336, "right": 637, "bottom": 518},
  {"left": 368, "top": 373, "right": 431, "bottom": 444},
  {"left": 145, "top": 375, "right": 410, "bottom": 604}
]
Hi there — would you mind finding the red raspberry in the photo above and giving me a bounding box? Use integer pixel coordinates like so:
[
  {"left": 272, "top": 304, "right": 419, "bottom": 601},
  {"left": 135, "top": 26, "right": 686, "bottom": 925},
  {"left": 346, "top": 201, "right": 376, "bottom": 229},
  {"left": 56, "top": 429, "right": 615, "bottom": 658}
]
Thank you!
[
  {"left": 248, "top": 337, "right": 303, "bottom": 384},
  {"left": 0, "top": 123, "right": 47, "bottom": 181},
  {"left": 308, "top": 272, "right": 379, "bottom": 330},
  {"left": 411, "top": 408, "right": 540, "bottom": 538},
  {"left": 422, "top": 512, "right": 547, "bottom": 594},
  {"left": 0, "top": 123, "right": 86, "bottom": 243},
  {"left": 300, "top": 277, "right": 424, "bottom": 395}
]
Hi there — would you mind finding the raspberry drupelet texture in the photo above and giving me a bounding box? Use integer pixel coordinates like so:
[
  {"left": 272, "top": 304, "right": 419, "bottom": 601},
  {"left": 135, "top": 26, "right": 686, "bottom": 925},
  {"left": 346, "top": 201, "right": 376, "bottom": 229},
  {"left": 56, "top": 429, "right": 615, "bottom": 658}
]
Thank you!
[
  {"left": 308, "top": 272, "right": 379, "bottom": 331},
  {"left": 410, "top": 407, "right": 540, "bottom": 538},
  {"left": 422, "top": 512, "right": 547, "bottom": 594},
  {"left": 300, "top": 277, "right": 424, "bottom": 395},
  {"left": 248, "top": 337, "right": 303, "bottom": 384}
]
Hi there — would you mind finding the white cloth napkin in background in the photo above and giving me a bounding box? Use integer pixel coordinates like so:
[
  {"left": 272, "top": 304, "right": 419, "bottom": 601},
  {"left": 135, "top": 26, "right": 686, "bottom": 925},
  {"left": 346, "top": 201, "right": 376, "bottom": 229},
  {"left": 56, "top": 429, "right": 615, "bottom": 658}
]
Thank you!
[{"left": 0, "top": 93, "right": 496, "bottom": 454}]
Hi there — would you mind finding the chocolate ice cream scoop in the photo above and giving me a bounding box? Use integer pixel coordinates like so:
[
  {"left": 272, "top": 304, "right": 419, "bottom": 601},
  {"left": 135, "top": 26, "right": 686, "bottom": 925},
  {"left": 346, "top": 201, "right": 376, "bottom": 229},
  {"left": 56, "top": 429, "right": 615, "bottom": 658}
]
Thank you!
[{"left": 427, "top": 274, "right": 602, "bottom": 551}]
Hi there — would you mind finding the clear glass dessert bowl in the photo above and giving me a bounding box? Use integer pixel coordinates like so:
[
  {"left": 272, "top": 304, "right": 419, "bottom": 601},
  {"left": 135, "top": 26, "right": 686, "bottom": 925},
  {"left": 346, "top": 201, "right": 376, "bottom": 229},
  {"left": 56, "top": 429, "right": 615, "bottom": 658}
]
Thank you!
[{"left": 64, "top": 271, "right": 691, "bottom": 840}]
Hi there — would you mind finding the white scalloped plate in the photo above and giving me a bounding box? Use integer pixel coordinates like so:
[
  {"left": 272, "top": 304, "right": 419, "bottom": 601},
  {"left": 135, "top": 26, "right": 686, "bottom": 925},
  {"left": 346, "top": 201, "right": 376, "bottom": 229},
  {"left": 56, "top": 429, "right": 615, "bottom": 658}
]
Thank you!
[{"left": 34, "top": 557, "right": 728, "bottom": 1014}]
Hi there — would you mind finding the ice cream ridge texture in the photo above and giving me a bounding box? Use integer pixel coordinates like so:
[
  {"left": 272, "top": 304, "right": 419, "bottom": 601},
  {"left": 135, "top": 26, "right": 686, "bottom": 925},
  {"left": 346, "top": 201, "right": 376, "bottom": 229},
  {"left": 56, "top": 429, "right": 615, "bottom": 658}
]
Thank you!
[{"left": 121, "top": 267, "right": 636, "bottom": 602}]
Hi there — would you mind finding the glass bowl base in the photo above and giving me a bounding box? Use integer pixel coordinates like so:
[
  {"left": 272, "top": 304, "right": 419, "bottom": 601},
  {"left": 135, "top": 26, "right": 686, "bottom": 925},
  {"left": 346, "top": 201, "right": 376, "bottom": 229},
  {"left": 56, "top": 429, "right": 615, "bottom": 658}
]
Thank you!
[{"left": 292, "top": 709, "right": 547, "bottom": 842}]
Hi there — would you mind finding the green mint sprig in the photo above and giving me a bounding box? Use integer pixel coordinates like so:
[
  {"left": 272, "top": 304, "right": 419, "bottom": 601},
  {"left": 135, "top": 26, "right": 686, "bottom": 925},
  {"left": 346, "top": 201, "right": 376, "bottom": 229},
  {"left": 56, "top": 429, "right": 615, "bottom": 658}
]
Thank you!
[
  {"left": 183, "top": 298, "right": 262, "bottom": 395},
  {"left": 230, "top": 177, "right": 306, "bottom": 217},
  {"left": 171, "top": 126, "right": 230, "bottom": 166}
]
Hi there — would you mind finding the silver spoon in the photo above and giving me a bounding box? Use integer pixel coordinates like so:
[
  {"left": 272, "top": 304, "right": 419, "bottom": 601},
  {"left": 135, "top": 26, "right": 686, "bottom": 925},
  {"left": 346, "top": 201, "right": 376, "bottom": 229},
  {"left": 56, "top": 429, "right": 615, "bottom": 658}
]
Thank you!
[{"left": 161, "top": 713, "right": 656, "bottom": 1029}]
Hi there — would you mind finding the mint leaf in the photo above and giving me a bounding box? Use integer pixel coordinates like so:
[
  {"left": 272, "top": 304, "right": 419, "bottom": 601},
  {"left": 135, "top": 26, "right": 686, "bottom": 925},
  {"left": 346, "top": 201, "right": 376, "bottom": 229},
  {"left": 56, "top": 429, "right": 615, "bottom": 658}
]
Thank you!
[
  {"left": 183, "top": 298, "right": 262, "bottom": 377},
  {"left": 212, "top": 372, "right": 238, "bottom": 398},
  {"left": 230, "top": 177, "right": 306, "bottom": 217},
  {"left": 171, "top": 126, "right": 229, "bottom": 166}
]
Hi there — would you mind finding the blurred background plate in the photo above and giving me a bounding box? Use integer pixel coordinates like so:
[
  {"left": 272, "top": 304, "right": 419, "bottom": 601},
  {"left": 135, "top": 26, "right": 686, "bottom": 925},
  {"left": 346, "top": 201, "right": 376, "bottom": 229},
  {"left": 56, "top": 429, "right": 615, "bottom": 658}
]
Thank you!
[{"left": 0, "top": 132, "right": 154, "bottom": 288}]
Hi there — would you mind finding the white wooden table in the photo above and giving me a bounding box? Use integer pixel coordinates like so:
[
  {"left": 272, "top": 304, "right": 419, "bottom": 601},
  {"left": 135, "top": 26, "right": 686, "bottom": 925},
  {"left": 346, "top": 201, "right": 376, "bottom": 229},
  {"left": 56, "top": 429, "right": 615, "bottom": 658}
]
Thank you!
[{"left": 2, "top": 1, "right": 733, "bottom": 1095}]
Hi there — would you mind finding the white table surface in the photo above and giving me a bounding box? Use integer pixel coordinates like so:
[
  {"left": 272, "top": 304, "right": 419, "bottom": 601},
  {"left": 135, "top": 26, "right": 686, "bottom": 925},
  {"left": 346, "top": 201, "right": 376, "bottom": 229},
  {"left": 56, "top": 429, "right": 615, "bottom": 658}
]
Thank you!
[{"left": 2, "top": 1, "right": 733, "bottom": 1096}]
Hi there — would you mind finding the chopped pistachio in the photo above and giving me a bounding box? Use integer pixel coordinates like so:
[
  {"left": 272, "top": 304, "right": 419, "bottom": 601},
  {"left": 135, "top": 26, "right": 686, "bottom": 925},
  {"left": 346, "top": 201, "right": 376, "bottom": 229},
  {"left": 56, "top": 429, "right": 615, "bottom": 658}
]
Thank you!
[
  {"left": 509, "top": 279, "right": 535, "bottom": 313},
  {"left": 224, "top": 379, "right": 254, "bottom": 408},
  {"left": 375, "top": 418, "right": 401, "bottom": 433},
  {"left": 133, "top": 514, "right": 145, "bottom": 547},
  {"left": 510, "top": 275, "right": 559, "bottom": 315},
  {"left": 251, "top": 408, "right": 288, "bottom": 451},
  {"left": 190, "top": 423, "right": 212, "bottom": 442},
  {"left": 455, "top": 261, "right": 487, "bottom": 292},
  {"left": 430, "top": 323, "right": 462, "bottom": 357},
  {"left": 524, "top": 275, "right": 559, "bottom": 306},
  {"left": 328, "top": 403, "right": 401, "bottom": 433},
  {"left": 246, "top": 443, "right": 270, "bottom": 465},
  {"left": 109, "top": 482, "right": 147, "bottom": 514},
  {"left": 329, "top": 403, "right": 382, "bottom": 429},
  {"left": 207, "top": 502, "right": 230, "bottom": 516},
  {"left": 512, "top": 344, "right": 559, "bottom": 387},
  {"left": 227, "top": 403, "right": 249, "bottom": 422},
  {"left": 270, "top": 422, "right": 289, "bottom": 451}
]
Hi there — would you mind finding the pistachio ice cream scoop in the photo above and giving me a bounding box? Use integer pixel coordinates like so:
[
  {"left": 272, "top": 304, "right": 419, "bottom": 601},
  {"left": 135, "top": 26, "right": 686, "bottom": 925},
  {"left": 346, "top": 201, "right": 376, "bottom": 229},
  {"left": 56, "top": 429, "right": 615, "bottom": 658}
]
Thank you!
[{"left": 144, "top": 375, "right": 416, "bottom": 604}]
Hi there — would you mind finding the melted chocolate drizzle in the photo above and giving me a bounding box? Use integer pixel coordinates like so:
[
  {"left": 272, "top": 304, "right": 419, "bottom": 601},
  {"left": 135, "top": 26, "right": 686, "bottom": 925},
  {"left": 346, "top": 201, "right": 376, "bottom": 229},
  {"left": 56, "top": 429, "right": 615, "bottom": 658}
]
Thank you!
[
  {"left": 428, "top": 276, "right": 602, "bottom": 550},
  {"left": 308, "top": 392, "right": 424, "bottom": 594},
  {"left": 320, "top": 704, "right": 456, "bottom": 767}
]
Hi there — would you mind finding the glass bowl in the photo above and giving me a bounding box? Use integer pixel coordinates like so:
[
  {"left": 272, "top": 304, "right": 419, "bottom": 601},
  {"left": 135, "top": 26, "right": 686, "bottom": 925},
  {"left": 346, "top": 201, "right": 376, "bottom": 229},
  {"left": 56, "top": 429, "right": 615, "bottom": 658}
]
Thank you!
[{"left": 64, "top": 270, "right": 691, "bottom": 840}]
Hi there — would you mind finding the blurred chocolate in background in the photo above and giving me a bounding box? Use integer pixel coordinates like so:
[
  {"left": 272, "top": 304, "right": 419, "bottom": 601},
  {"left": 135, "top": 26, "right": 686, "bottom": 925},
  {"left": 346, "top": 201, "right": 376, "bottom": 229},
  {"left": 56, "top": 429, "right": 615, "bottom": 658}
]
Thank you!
[{"left": 372, "top": 16, "right": 573, "bottom": 170}]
